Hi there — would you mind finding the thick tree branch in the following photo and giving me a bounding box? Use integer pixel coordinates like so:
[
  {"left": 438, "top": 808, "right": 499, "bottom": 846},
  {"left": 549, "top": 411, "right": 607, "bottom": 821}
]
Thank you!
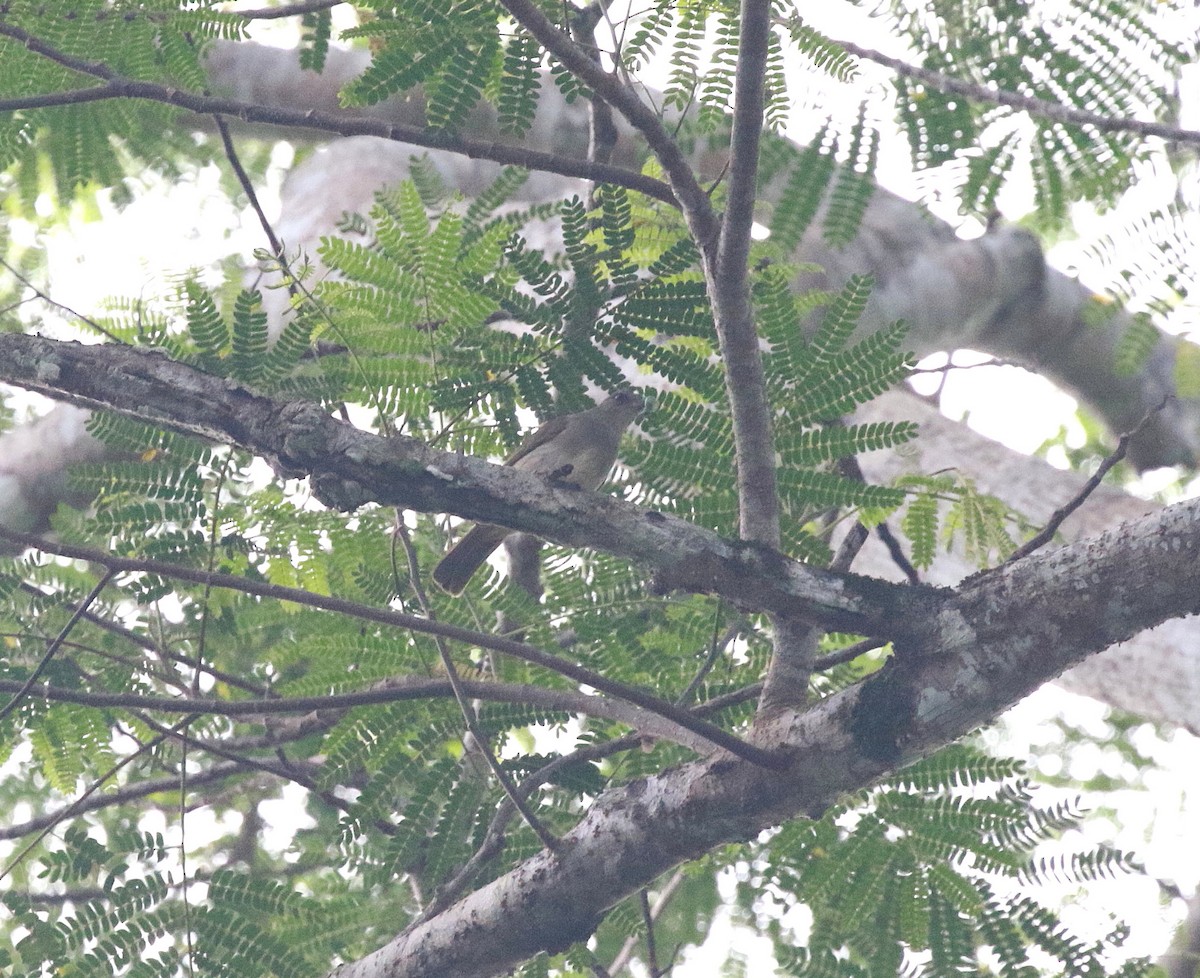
[
  {"left": 329, "top": 495, "right": 1200, "bottom": 978},
  {"left": 0, "top": 334, "right": 942, "bottom": 637},
  {"left": 715, "top": 0, "right": 778, "bottom": 545}
]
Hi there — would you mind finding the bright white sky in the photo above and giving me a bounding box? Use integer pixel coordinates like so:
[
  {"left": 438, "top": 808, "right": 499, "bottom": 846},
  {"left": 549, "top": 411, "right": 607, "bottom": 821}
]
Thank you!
[{"left": 5, "top": 2, "right": 1200, "bottom": 973}]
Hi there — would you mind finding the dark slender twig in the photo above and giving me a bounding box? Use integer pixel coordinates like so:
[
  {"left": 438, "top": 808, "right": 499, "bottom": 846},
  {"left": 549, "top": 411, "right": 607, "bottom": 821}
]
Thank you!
[
  {"left": 676, "top": 613, "right": 743, "bottom": 706},
  {"left": 393, "top": 520, "right": 559, "bottom": 852},
  {"left": 812, "top": 636, "right": 885, "bottom": 671},
  {"left": 837, "top": 38, "right": 1200, "bottom": 149},
  {"left": 417, "top": 679, "right": 761, "bottom": 921},
  {"left": 0, "top": 528, "right": 783, "bottom": 767},
  {"left": 0, "top": 258, "right": 121, "bottom": 341},
  {"left": 1004, "top": 398, "right": 1169, "bottom": 564},
  {"left": 0, "top": 22, "right": 676, "bottom": 206},
  {"left": 235, "top": 0, "right": 344, "bottom": 19},
  {"left": 700, "top": 681, "right": 762, "bottom": 712},
  {"left": 876, "top": 522, "right": 921, "bottom": 584},
  {"left": 0, "top": 719, "right": 191, "bottom": 884},
  {"left": 416, "top": 730, "right": 641, "bottom": 924},
  {"left": 0, "top": 570, "right": 115, "bottom": 724},
  {"left": 134, "top": 710, "right": 322, "bottom": 796},
  {"left": 0, "top": 761, "right": 246, "bottom": 842},
  {"left": 640, "top": 889, "right": 660, "bottom": 976},
  {"left": 212, "top": 113, "right": 286, "bottom": 261},
  {"left": 18, "top": 581, "right": 268, "bottom": 697},
  {"left": 607, "top": 867, "right": 688, "bottom": 976}
]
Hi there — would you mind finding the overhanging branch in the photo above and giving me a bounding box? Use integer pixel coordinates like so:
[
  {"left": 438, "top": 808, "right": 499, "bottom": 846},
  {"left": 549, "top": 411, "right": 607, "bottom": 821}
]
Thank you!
[
  {"left": 0, "top": 332, "right": 941, "bottom": 635},
  {"left": 0, "top": 21, "right": 676, "bottom": 206}
]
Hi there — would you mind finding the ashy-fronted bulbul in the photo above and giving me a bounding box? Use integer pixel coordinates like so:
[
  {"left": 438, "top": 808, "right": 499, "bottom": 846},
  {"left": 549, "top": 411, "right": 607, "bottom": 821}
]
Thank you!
[{"left": 432, "top": 390, "right": 643, "bottom": 594}]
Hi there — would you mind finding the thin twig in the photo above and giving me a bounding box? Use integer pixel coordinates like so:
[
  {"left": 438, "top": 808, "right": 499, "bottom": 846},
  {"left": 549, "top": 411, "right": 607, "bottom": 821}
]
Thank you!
[
  {"left": 838, "top": 38, "right": 1200, "bottom": 149},
  {"left": 812, "top": 636, "right": 885, "bottom": 671},
  {"left": 393, "top": 519, "right": 559, "bottom": 852},
  {"left": 134, "top": 710, "right": 320, "bottom": 795},
  {"left": 0, "top": 257, "right": 121, "bottom": 341},
  {"left": 677, "top": 612, "right": 743, "bottom": 706},
  {"left": 0, "top": 671, "right": 732, "bottom": 743},
  {"left": 417, "top": 678, "right": 762, "bottom": 921},
  {"left": 416, "top": 730, "right": 641, "bottom": 924},
  {"left": 640, "top": 889, "right": 660, "bottom": 975},
  {"left": 212, "top": 113, "right": 286, "bottom": 261},
  {"left": 235, "top": 0, "right": 344, "bottom": 19},
  {"left": 876, "top": 522, "right": 920, "bottom": 584},
  {"left": 0, "top": 761, "right": 246, "bottom": 842},
  {"left": 18, "top": 581, "right": 268, "bottom": 696},
  {"left": 0, "top": 528, "right": 783, "bottom": 767},
  {"left": 1004, "top": 398, "right": 1169, "bottom": 564},
  {"left": 0, "top": 570, "right": 115, "bottom": 724},
  {"left": 606, "top": 867, "right": 688, "bottom": 975},
  {"left": 0, "top": 718, "right": 192, "bottom": 884}
]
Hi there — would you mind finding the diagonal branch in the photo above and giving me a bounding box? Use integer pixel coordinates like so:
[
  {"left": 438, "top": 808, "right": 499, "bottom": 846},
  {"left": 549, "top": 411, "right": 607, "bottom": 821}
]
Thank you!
[
  {"left": 0, "top": 570, "right": 114, "bottom": 724},
  {"left": 328, "top": 491, "right": 1200, "bottom": 978},
  {"left": 491, "top": 0, "right": 714, "bottom": 240},
  {"left": 0, "top": 761, "right": 249, "bottom": 842},
  {"left": 0, "top": 332, "right": 942, "bottom": 636}
]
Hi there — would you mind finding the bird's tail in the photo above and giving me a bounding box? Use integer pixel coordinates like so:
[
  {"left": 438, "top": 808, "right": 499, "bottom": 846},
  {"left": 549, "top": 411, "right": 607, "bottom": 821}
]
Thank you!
[{"left": 432, "top": 524, "right": 510, "bottom": 594}]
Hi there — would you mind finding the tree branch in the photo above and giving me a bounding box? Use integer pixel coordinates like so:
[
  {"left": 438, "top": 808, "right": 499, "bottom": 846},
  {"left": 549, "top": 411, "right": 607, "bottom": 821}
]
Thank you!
[
  {"left": 0, "top": 333, "right": 942, "bottom": 637},
  {"left": 235, "top": 0, "right": 344, "bottom": 18},
  {"left": 715, "top": 0, "right": 779, "bottom": 544},
  {"left": 1004, "top": 399, "right": 1166, "bottom": 563},
  {"left": 837, "top": 38, "right": 1200, "bottom": 149},
  {"left": 0, "top": 761, "right": 249, "bottom": 842},
  {"left": 0, "top": 22, "right": 676, "bottom": 206},
  {"left": 491, "top": 0, "right": 713, "bottom": 237},
  {"left": 0, "top": 523, "right": 776, "bottom": 765},
  {"left": 328, "top": 492, "right": 1200, "bottom": 978}
]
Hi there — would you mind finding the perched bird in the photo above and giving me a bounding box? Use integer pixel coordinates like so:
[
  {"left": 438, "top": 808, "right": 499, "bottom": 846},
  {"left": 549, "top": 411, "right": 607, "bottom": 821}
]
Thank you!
[{"left": 433, "top": 390, "right": 643, "bottom": 594}]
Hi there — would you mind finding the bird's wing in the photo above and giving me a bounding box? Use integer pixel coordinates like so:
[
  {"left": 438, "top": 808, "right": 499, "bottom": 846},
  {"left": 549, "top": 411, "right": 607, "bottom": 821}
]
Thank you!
[{"left": 503, "top": 414, "right": 571, "bottom": 468}]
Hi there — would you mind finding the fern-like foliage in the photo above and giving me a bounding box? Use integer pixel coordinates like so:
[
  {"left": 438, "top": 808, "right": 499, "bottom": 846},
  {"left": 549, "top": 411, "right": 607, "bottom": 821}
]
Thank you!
[
  {"left": 757, "top": 746, "right": 1148, "bottom": 978},
  {"left": 877, "top": 0, "right": 1192, "bottom": 227},
  {"left": 892, "top": 473, "right": 1042, "bottom": 569},
  {"left": 339, "top": 0, "right": 523, "bottom": 132},
  {"left": 0, "top": 2, "right": 241, "bottom": 206}
]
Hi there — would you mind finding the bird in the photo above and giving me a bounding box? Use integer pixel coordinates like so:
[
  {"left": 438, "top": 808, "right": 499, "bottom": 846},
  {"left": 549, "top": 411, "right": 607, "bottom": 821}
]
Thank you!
[{"left": 432, "top": 390, "right": 643, "bottom": 594}]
